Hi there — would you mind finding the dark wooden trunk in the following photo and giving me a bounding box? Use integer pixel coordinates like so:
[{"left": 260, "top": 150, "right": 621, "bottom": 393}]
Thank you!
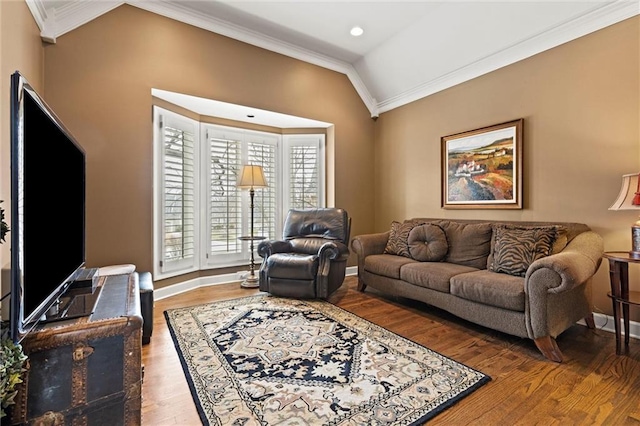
[{"left": 9, "top": 274, "right": 142, "bottom": 426}]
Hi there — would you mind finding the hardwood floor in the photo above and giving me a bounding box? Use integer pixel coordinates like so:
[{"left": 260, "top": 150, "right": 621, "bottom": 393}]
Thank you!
[{"left": 141, "top": 276, "right": 640, "bottom": 425}]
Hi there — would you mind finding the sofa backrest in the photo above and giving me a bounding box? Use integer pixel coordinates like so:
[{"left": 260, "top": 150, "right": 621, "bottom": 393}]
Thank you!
[
  {"left": 405, "top": 218, "right": 590, "bottom": 269},
  {"left": 409, "top": 218, "right": 590, "bottom": 242}
]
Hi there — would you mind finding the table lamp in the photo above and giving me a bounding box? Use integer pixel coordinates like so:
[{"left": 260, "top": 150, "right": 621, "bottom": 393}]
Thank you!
[
  {"left": 609, "top": 172, "right": 640, "bottom": 258},
  {"left": 237, "top": 165, "right": 268, "bottom": 287}
]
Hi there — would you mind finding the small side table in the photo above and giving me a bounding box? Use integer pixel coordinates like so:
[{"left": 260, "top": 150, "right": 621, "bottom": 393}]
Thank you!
[
  {"left": 238, "top": 235, "right": 266, "bottom": 288},
  {"left": 603, "top": 251, "right": 640, "bottom": 354}
]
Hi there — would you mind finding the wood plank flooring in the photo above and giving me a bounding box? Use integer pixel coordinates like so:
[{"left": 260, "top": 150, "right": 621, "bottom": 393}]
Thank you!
[{"left": 141, "top": 276, "right": 640, "bottom": 425}]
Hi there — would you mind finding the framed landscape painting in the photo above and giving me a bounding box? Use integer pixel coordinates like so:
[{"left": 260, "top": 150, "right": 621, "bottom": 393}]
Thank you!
[{"left": 441, "top": 119, "right": 523, "bottom": 209}]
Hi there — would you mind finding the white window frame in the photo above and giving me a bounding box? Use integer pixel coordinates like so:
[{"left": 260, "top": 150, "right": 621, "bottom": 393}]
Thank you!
[{"left": 153, "top": 107, "right": 201, "bottom": 279}]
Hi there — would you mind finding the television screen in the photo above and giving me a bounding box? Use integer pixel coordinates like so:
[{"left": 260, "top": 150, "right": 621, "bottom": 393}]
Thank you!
[{"left": 10, "top": 71, "right": 86, "bottom": 342}]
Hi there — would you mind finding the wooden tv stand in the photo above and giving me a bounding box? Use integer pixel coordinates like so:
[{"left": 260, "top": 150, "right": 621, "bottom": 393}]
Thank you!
[{"left": 10, "top": 273, "right": 142, "bottom": 425}]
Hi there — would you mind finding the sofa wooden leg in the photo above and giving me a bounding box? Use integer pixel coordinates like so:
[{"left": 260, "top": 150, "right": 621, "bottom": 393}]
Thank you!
[
  {"left": 534, "top": 336, "right": 563, "bottom": 362},
  {"left": 357, "top": 278, "right": 367, "bottom": 292},
  {"left": 584, "top": 313, "right": 596, "bottom": 329}
]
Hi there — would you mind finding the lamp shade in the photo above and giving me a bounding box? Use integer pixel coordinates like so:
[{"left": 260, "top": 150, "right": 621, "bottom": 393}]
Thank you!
[
  {"left": 237, "top": 165, "right": 267, "bottom": 189},
  {"left": 609, "top": 173, "right": 640, "bottom": 210}
]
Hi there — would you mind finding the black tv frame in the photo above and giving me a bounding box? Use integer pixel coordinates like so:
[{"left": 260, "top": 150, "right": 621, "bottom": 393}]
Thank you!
[{"left": 10, "top": 71, "right": 92, "bottom": 343}]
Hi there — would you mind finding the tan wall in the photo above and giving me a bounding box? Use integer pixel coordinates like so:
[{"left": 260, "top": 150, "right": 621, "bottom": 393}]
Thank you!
[
  {"left": 5, "top": 3, "right": 637, "bottom": 320},
  {"left": 42, "top": 5, "right": 375, "bottom": 289},
  {"left": 0, "top": 1, "right": 44, "bottom": 318},
  {"left": 374, "top": 16, "right": 640, "bottom": 319}
]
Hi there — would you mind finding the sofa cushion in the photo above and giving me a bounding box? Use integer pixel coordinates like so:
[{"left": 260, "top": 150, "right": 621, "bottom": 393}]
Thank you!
[
  {"left": 450, "top": 270, "right": 525, "bottom": 311},
  {"left": 489, "top": 225, "right": 558, "bottom": 277},
  {"left": 364, "top": 254, "right": 417, "bottom": 279},
  {"left": 439, "top": 221, "right": 493, "bottom": 269},
  {"left": 400, "top": 262, "right": 478, "bottom": 293},
  {"left": 408, "top": 224, "right": 448, "bottom": 261}
]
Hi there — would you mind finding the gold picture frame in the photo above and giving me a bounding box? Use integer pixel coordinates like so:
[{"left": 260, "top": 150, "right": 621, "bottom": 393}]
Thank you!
[{"left": 441, "top": 119, "right": 523, "bottom": 209}]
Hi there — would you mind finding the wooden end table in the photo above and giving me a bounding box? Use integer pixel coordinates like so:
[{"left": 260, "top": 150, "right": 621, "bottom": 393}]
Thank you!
[{"left": 603, "top": 251, "right": 640, "bottom": 355}]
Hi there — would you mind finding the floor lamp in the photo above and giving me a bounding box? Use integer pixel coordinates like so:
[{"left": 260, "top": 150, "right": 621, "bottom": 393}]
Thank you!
[{"left": 237, "top": 165, "right": 268, "bottom": 288}]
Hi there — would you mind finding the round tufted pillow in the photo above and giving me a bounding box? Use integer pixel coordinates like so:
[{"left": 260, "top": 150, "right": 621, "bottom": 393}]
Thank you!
[{"left": 408, "top": 224, "right": 448, "bottom": 261}]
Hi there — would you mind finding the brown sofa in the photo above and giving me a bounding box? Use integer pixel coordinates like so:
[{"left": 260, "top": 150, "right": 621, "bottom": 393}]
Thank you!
[{"left": 351, "top": 218, "right": 604, "bottom": 362}]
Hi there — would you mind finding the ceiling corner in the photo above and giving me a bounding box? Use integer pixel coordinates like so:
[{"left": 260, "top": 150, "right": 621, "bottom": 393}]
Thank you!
[
  {"left": 31, "top": 0, "right": 125, "bottom": 43},
  {"left": 25, "top": 0, "right": 48, "bottom": 33}
]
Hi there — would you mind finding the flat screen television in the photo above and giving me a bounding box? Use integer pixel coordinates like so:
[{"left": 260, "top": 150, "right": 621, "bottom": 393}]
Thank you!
[{"left": 10, "top": 71, "right": 91, "bottom": 343}]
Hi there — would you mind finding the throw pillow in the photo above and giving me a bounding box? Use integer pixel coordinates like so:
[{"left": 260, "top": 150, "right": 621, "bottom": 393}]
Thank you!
[
  {"left": 490, "top": 225, "right": 558, "bottom": 277},
  {"left": 486, "top": 224, "right": 568, "bottom": 268},
  {"left": 408, "top": 224, "right": 448, "bottom": 261},
  {"left": 439, "top": 221, "right": 493, "bottom": 269},
  {"left": 384, "top": 220, "right": 425, "bottom": 258}
]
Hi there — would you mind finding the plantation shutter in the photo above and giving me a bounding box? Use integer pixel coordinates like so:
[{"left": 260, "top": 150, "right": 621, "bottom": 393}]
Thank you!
[
  {"left": 284, "top": 135, "right": 325, "bottom": 210},
  {"left": 248, "top": 138, "right": 278, "bottom": 242},
  {"left": 207, "top": 133, "right": 243, "bottom": 260},
  {"left": 157, "top": 108, "right": 199, "bottom": 274}
]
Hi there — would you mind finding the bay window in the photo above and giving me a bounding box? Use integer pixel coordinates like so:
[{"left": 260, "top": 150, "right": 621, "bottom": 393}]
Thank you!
[{"left": 153, "top": 106, "right": 325, "bottom": 279}]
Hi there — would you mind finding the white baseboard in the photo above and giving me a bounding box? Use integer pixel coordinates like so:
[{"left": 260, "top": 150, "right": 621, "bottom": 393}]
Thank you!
[
  {"left": 155, "top": 268, "right": 639, "bottom": 340},
  {"left": 154, "top": 265, "right": 359, "bottom": 301},
  {"left": 579, "top": 312, "right": 640, "bottom": 340}
]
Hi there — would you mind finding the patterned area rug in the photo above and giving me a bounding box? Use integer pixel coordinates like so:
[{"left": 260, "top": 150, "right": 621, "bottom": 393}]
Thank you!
[{"left": 164, "top": 295, "right": 490, "bottom": 425}]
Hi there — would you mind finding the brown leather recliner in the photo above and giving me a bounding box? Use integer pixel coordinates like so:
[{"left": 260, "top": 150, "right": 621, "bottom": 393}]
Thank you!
[{"left": 257, "top": 208, "right": 351, "bottom": 299}]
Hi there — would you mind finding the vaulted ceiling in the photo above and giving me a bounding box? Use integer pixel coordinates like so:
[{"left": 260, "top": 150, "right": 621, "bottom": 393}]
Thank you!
[{"left": 26, "top": 1, "right": 639, "bottom": 117}]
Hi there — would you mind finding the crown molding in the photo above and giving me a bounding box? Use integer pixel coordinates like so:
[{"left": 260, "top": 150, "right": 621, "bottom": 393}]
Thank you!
[
  {"left": 28, "top": 0, "right": 123, "bottom": 43},
  {"left": 126, "top": 1, "right": 378, "bottom": 117},
  {"left": 376, "top": 0, "right": 640, "bottom": 114},
  {"left": 25, "top": 0, "right": 48, "bottom": 34},
  {"left": 51, "top": 1, "right": 124, "bottom": 42},
  {"left": 25, "top": 0, "right": 637, "bottom": 117}
]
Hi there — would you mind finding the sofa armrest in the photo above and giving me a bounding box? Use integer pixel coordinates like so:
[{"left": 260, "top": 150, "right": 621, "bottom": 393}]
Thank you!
[
  {"left": 351, "top": 232, "right": 389, "bottom": 257},
  {"left": 526, "top": 230, "right": 604, "bottom": 293},
  {"left": 350, "top": 232, "right": 390, "bottom": 273},
  {"left": 525, "top": 230, "right": 604, "bottom": 340}
]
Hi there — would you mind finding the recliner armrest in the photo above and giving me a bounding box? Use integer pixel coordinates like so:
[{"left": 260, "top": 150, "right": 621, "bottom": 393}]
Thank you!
[
  {"left": 257, "top": 240, "right": 294, "bottom": 258},
  {"left": 318, "top": 241, "right": 349, "bottom": 261}
]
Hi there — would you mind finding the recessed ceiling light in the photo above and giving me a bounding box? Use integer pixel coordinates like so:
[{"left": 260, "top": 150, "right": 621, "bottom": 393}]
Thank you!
[{"left": 350, "top": 26, "right": 364, "bottom": 37}]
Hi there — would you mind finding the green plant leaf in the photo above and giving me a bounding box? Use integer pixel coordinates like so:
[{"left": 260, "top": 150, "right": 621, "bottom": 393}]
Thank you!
[{"left": 0, "top": 337, "right": 27, "bottom": 418}]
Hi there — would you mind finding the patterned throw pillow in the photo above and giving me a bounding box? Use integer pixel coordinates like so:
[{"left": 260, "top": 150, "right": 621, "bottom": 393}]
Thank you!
[
  {"left": 384, "top": 221, "right": 424, "bottom": 258},
  {"left": 408, "top": 224, "right": 448, "bottom": 261},
  {"left": 489, "top": 225, "right": 558, "bottom": 277}
]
